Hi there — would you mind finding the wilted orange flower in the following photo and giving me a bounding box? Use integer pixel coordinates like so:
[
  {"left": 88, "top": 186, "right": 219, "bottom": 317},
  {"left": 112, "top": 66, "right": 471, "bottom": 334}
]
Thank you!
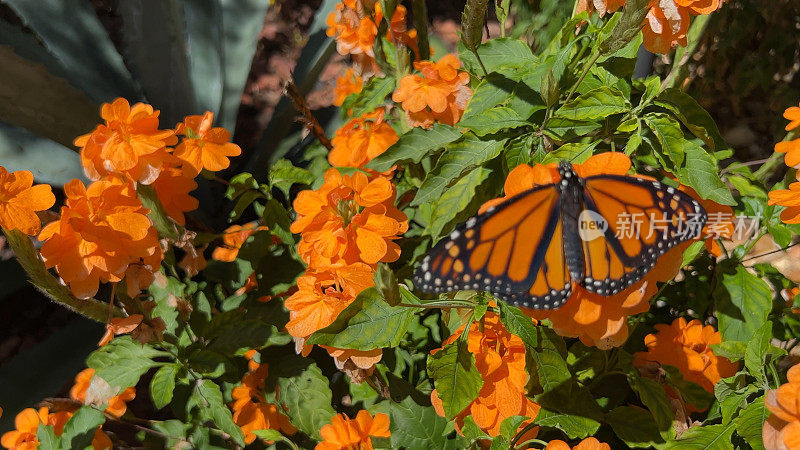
[
  {"left": 392, "top": 54, "right": 472, "bottom": 128},
  {"left": 329, "top": 109, "right": 398, "bottom": 168},
  {"left": 634, "top": 317, "right": 738, "bottom": 393},
  {"left": 642, "top": 3, "right": 690, "bottom": 54},
  {"left": 39, "top": 177, "right": 163, "bottom": 299},
  {"left": 764, "top": 364, "right": 800, "bottom": 450},
  {"left": 482, "top": 153, "right": 687, "bottom": 349},
  {"left": 431, "top": 310, "right": 540, "bottom": 437},
  {"left": 178, "top": 243, "right": 207, "bottom": 277},
  {"left": 0, "top": 166, "right": 55, "bottom": 235},
  {"left": 174, "top": 111, "right": 241, "bottom": 176},
  {"left": 325, "top": 346, "right": 383, "bottom": 383},
  {"left": 212, "top": 222, "right": 268, "bottom": 262},
  {"left": 334, "top": 68, "right": 364, "bottom": 106},
  {"left": 575, "top": 0, "right": 626, "bottom": 16},
  {"left": 284, "top": 264, "right": 374, "bottom": 339},
  {"left": 315, "top": 410, "right": 390, "bottom": 450},
  {"left": 326, "top": 0, "right": 416, "bottom": 61},
  {"left": 291, "top": 168, "right": 408, "bottom": 268},
  {"left": 98, "top": 314, "right": 143, "bottom": 346},
  {"left": 546, "top": 437, "right": 612, "bottom": 450},
  {"left": 769, "top": 183, "right": 800, "bottom": 225},
  {"left": 230, "top": 359, "right": 296, "bottom": 444},
  {"left": 75, "top": 98, "right": 178, "bottom": 184},
  {"left": 151, "top": 163, "right": 199, "bottom": 226},
  {"left": 70, "top": 368, "right": 136, "bottom": 417},
  {"left": 1, "top": 407, "right": 110, "bottom": 450}
]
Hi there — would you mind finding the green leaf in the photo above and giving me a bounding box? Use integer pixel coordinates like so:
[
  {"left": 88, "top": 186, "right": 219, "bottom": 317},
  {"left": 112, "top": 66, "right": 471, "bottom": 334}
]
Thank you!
[
  {"left": 412, "top": 136, "right": 506, "bottom": 207},
  {"left": 644, "top": 113, "right": 686, "bottom": 169},
  {"left": 461, "top": 0, "right": 490, "bottom": 52},
  {"left": 266, "top": 356, "right": 336, "bottom": 440},
  {"left": 715, "top": 265, "right": 772, "bottom": 342},
  {"left": 137, "top": 183, "right": 180, "bottom": 241},
  {"left": 542, "top": 141, "right": 599, "bottom": 164},
  {"left": 87, "top": 336, "right": 167, "bottom": 392},
  {"left": 459, "top": 38, "right": 535, "bottom": 74},
  {"left": 663, "top": 422, "right": 735, "bottom": 449},
  {"left": 261, "top": 197, "right": 295, "bottom": 245},
  {"left": 710, "top": 341, "right": 747, "bottom": 361},
  {"left": 460, "top": 73, "right": 519, "bottom": 121},
  {"left": 663, "top": 365, "right": 714, "bottom": 410},
  {"left": 427, "top": 340, "right": 484, "bottom": 418},
  {"left": 504, "top": 134, "right": 536, "bottom": 169},
  {"left": 655, "top": 88, "right": 727, "bottom": 151},
  {"left": 306, "top": 287, "right": 416, "bottom": 350},
  {"left": 745, "top": 321, "right": 778, "bottom": 386},
  {"left": 269, "top": 159, "right": 314, "bottom": 198},
  {"left": 555, "top": 86, "right": 631, "bottom": 121},
  {"left": 184, "top": 0, "right": 224, "bottom": 116},
  {"left": 251, "top": 429, "right": 284, "bottom": 441},
  {"left": 190, "top": 379, "right": 245, "bottom": 446},
  {"left": 36, "top": 425, "right": 61, "bottom": 450},
  {"left": 714, "top": 376, "right": 758, "bottom": 424},
  {"left": 0, "top": 122, "right": 85, "bottom": 186},
  {"left": 117, "top": 0, "right": 196, "bottom": 124},
  {"left": 598, "top": 0, "right": 650, "bottom": 55},
  {"left": 150, "top": 363, "right": 179, "bottom": 409},
  {"left": 735, "top": 396, "right": 767, "bottom": 450},
  {"left": 681, "top": 241, "right": 706, "bottom": 267},
  {"left": 366, "top": 123, "right": 462, "bottom": 172},
  {"left": 605, "top": 406, "right": 663, "bottom": 448},
  {"left": 630, "top": 376, "right": 676, "bottom": 440},
  {"left": 60, "top": 406, "right": 106, "bottom": 450},
  {"left": 427, "top": 164, "right": 502, "bottom": 239},
  {"left": 677, "top": 142, "right": 735, "bottom": 205},
  {"left": 533, "top": 408, "right": 600, "bottom": 439},
  {"left": 341, "top": 76, "right": 395, "bottom": 117},
  {"left": 387, "top": 391, "right": 455, "bottom": 449},
  {"left": 543, "top": 117, "right": 602, "bottom": 141},
  {"left": 459, "top": 107, "right": 530, "bottom": 136}
]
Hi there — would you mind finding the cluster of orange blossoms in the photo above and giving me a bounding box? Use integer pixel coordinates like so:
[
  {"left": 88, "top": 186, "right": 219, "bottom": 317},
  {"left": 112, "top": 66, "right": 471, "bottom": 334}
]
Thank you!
[
  {"left": 578, "top": 0, "right": 724, "bottom": 54},
  {"left": 482, "top": 153, "right": 716, "bottom": 348},
  {"left": 288, "top": 169, "right": 407, "bottom": 378},
  {"left": 230, "top": 350, "right": 297, "bottom": 444},
  {"left": 1, "top": 408, "right": 112, "bottom": 450},
  {"left": 634, "top": 318, "right": 737, "bottom": 407},
  {"left": 315, "top": 410, "right": 390, "bottom": 450},
  {"left": 764, "top": 364, "right": 800, "bottom": 450},
  {"left": 769, "top": 101, "right": 800, "bottom": 224},
  {"left": 333, "top": 68, "right": 364, "bottom": 107},
  {"left": 431, "top": 309, "right": 540, "bottom": 438},
  {"left": 329, "top": 109, "right": 398, "bottom": 168},
  {"left": 326, "top": 0, "right": 418, "bottom": 71},
  {"left": 32, "top": 98, "right": 240, "bottom": 300},
  {"left": 392, "top": 54, "right": 473, "bottom": 129}
]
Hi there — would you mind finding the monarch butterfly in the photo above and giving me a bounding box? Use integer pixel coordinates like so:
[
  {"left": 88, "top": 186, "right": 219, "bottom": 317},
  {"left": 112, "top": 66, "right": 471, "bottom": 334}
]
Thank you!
[{"left": 413, "top": 161, "right": 707, "bottom": 310}]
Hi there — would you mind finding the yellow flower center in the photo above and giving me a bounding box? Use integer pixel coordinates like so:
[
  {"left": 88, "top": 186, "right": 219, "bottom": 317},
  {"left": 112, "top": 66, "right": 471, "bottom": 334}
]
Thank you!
[{"left": 337, "top": 199, "right": 360, "bottom": 227}]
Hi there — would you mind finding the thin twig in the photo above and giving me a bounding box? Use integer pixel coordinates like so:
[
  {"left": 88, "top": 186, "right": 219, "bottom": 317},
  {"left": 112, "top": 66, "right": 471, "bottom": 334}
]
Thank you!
[{"left": 284, "top": 80, "right": 333, "bottom": 150}]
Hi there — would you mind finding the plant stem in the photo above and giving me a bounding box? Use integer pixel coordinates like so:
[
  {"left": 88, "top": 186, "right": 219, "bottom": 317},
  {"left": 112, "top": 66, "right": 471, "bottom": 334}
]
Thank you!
[{"left": 565, "top": 51, "right": 601, "bottom": 103}]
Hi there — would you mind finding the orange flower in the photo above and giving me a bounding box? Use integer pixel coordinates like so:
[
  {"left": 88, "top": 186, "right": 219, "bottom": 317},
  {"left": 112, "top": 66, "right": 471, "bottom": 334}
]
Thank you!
[
  {"left": 151, "top": 163, "right": 199, "bottom": 226},
  {"left": 392, "top": 54, "right": 472, "bottom": 128},
  {"left": 174, "top": 111, "right": 241, "bottom": 176},
  {"left": 775, "top": 140, "right": 800, "bottom": 169},
  {"left": 431, "top": 310, "right": 540, "bottom": 437},
  {"left": 769, "top": 182, "right": 800, "bottom": 225},
  {"left": 291, "top": 168, "right": 408, "bottom": 268},
  {"left": 546, "top": 437, "right": 612, "bottom": 450},
  {"left": 325, "top": 346, "right": 383, "bottom": 383},
  {"left": 333, "top": 68, "right": 364, "bottom": 106},
  {"left": 329, "top": 109, "right": 398, "bottom": 168},
  {"left": 481, "top": 153, "right": 687, "bottom": 348},
  {"left": 284, "top": 264, "right": 374, "bottom": 339},
  {"left": 764, "top": 364, "right": 800, "bottom": 450},
  {"left": 634, "top": 317, "right": 738, "bottom": 393},
  {"left": 675, "top": 0, "right": 723, "bottom": 15},
  {"left": 0, "top": 166, "right": 55, "bottom": 235},
  {"left": 783, "top": 102, "right": 800, "bottom": 132},
  {"left": 642, "top": 3, "right": 690, "bottom": 54},
  {"left": 315, "top": 410, "right": 390, "bottom": 450},
  {"left": 326, "top": 0, "right": 377, "bottom": 57},
  {"left": 230, "top": 360, "right": 296, "bottom": 444},
  {"left": 75, "top": 98, "right": 178, "bottom": 184},
  {"left": 212, "top": 222, "right": 268, "bottom": 262},
  {"left": 98, "top": 314, "right": 143, "bottom": 346},
  {"left": 39, "top": 177, "right": 163, "bottom": 299},
  {"left": 0, "top": 407, "right": 110, "bottom": 450},
  {"left": 70, "top": 368, "right": 136, "bottom": 417},
  {"left": 575, "top": 0, "right": 626, "bottom": 16}
]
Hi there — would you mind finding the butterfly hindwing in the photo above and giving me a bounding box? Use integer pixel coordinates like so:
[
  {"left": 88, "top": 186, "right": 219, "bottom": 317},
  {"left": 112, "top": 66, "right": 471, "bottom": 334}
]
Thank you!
[
  {"left": 577, "top": 175, "right": 707, "bottom": 295},
  {"left": 413, "top": 184, "right": 571, "bottom": 309}
]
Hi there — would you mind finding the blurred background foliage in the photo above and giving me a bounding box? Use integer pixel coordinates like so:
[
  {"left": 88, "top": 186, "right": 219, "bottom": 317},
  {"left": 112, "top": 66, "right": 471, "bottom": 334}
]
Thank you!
[{"left": 0, "top": 0, "right": 798, "bottom": 434}]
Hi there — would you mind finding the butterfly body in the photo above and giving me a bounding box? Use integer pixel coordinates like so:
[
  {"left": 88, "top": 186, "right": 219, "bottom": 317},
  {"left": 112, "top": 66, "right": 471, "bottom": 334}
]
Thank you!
[{"left": 414, "top": 161, "right": 707, "bottom": 310}]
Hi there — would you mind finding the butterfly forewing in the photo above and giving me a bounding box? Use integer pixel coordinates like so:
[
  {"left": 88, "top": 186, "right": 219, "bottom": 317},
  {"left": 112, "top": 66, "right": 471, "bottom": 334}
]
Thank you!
[
  {"left": 578, "top": 175, "right": 707, "bottom": 295},
  {"left": 414, "top": 185, "right": 570, "bottom": 308}
]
